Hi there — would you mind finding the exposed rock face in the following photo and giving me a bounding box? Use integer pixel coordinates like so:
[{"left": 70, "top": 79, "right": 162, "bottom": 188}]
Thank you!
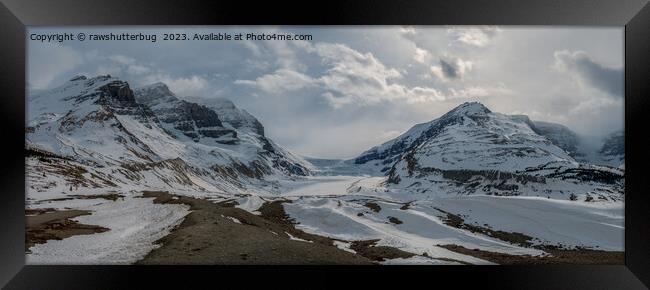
[
  {"left": 182, "top": 95, "right": 310, "bottom": 176},
  {"left": 181, "top": 101, "right": 223, "bottom": 128},
  {"left": 100, "top": 80, "right": 137, "bottom": 105},
  {"left": 134, "top": 83, "right": 237, "bottom": 143},
  {"left": 165, "top": 101, "right": 237, "bottom": 141},
  {"left": 134, "top": 82, "right": 310, "bottom": 176},
  {"left": 184, "top": 96, "right": 266, "bottom": 136}
]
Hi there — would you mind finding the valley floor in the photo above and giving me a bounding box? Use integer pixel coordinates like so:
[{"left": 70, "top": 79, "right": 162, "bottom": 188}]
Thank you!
[{"left": 25, "top": 175, "right": 624, "bottom": 265}]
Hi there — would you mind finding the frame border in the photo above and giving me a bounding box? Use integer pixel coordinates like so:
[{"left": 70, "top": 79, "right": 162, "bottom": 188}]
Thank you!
[{"left": 1, "top": 0, "right": 648, "bottom": 288}]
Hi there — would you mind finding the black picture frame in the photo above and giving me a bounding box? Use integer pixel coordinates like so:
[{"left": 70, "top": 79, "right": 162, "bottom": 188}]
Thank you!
[{"left": 1, "top": 0, "right": 649, "bottom": 289}]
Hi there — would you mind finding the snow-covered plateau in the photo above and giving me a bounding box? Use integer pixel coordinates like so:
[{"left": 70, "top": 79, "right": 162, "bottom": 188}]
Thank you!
[{"left": 25, "top": 75, "right": 624, "bottom": 264}]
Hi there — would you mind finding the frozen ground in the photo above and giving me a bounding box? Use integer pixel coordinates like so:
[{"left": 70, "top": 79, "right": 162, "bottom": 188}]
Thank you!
[
  {"left": 27, "top": 193, "right": 190, "bottom": 264},
  {"left": 277, "top": 175, "right": 624, "bottom": 264},
  {"left": 25, "top": 174, "right": 623, "bottom": 265}
]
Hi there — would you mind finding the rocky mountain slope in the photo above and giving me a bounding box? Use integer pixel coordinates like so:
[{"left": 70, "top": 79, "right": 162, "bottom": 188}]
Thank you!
[
  {"left": 353, "top": 102, "right": 624, "bottom": 201},
  {"left": 355, "top": 102, "right": 576, "bottom": 172},
  {"left": 26, "top": 75, "right": 310, "bottom": 197}
]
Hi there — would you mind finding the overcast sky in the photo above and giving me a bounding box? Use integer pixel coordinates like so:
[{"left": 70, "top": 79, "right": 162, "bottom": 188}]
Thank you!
[{"left": 28, "top": 26, "right": 624, "bottom": 159}]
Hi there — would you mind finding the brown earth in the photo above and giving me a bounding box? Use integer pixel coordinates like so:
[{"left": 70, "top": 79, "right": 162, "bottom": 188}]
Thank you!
[
  {"left": 388, "top": 216, "right": 403, "bottom": 224},
  {"left": 27, "top": 191, "right": 618, "bottom": 265},
  {"left": 435, "top": 207, "right": 533, "bottom": 247},
  {"left": 136, "top": 191, "right": 376, "bottom": 264},
  {"left": 348, "top": 239, "right": 414, "bottom": 262},
  {"left": 434, "top": 207, "right": 623, "bottom": 264},
  {"left": 25, "top": 193, "right": 125, "bottom": 251},
  {"left": 25, "top": 209, "right": 109, "bottom": 251},
  {"left": 37, "top": 193, "right": 125, "bottom": 203},
  {"left": 438, "top": 244, "right": 624, "bottom": 265},
  {"left": 363, "top": 202, "right": 381, "bottom": 213},
  {"left": 26, "top": 192, "right": 415, "bottom": 264}
]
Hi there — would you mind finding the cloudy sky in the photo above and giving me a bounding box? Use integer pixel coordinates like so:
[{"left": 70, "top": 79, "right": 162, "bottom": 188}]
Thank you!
[{"left": 28, "top": 26, "right": 623, "bottom": 159}]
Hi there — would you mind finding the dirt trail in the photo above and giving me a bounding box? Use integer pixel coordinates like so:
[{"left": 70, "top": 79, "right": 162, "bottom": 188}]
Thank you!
[{"left": 137, "top": 191, "right": 375, "bottom": 264}]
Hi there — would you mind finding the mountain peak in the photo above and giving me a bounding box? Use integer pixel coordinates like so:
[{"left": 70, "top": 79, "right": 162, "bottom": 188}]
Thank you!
[
  {"left": 449, "top": 101, "right": 491, "bottom": 115},
  {"left": 354, "top": 100, "right": 578, "bottom": 173},
  {"left": 62, "top": 75, "right": 136, "bottom": 105}
]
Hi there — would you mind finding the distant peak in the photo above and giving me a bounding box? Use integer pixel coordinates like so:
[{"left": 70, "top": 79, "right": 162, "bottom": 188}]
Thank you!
[
  {"left": 460, "top": 101, "right": 489, "bottom": 110},
  {"left": 449, "top": 101, "right": 491, "bottom": 115}
]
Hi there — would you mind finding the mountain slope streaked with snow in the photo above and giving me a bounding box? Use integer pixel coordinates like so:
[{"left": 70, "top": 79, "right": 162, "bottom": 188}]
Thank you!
[
  {"left": 351, "top": 102, "right": 623, "bottom": 202},
  {"left": 26, "top": 75, "right": 311, "bottom": 199}
]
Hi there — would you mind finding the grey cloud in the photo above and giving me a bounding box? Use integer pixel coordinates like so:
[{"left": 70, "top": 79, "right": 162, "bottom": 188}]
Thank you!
[
  {"left": 440, "top": 59, "right": 459, "bottom": 79},
  {"left": 235, "top": 69, "right": 317, "bottom": 94},
  {"left": 447, "top": 26, "right": 500, "bottom": 47},
  {"left": 27, "top": 27, "right": 624, "bottom": 158},
  {"left": 431, "top": 56, "right": 473, "bottom": 81},
  {"left": 27, "top": 43, "right": 84, "bottom": 89},
  {"left": 554, "top": 50, "right": 623, "bottom": 98}
]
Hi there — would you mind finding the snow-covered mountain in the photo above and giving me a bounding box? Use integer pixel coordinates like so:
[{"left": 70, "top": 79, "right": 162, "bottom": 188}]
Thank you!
[
  {"left": 133, "top": 83, "right": 238, "bottom": 145},
  {"left": 508, "top": 120, "right": 624, "bottom": 168},
  {"left": 26, "top": 80, "right": 623, "bottom": 203},
  {"left": 355, "top": 102, "right": 576, "bottom": 172},
  {"left": 180, "top": 94, "right": 312, "bottom": 176},
  {"left": 26, "top": 75, "right": 310, "bottom": 196},
  {"left": 352, "top": 102, "right": 623, "bottom": 201}
]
